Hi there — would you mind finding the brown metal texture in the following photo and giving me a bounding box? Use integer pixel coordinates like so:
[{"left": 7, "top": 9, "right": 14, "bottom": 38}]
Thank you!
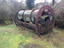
[
  {"left": 14, "top": 5, "right": 54, "bottom": 34},
  {"left": 35, "top": 5, "right": 54, "bottom": 33}
]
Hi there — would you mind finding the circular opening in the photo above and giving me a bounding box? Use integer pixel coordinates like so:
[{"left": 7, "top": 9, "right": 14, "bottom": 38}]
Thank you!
[{"left": 41, "top": 9, "right": 50, "bottom": 22}]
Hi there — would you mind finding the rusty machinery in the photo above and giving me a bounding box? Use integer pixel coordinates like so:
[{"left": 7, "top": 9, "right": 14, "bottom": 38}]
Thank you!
[{"left": 14, "top": 5, "right": 55, "bottom": 34}]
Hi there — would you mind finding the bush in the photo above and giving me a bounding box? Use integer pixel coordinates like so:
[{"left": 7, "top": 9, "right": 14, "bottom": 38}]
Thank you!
[
  {"left": 54, "top": 0, "right": 64, "bottom": 28},
  {"left": 0, "top": 0, "right": 26, "bottom": 24}
]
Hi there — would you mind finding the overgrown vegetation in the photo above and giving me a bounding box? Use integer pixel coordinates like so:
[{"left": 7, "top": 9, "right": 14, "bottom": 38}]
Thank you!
[
  {"left": 54, "top": 0, "right": 64, "bottom": 28},
  {"left": 0, "top": 0, "right": 64, "bottom": 29},
  {"left": 0, "top": 24, "right": 64, "bottom": 48},
  {"left": 0, "top": 0, "right": 26, "bottom": 24},
  {"left": 0, "top": 0, "right": 64, "bottom": 48}
]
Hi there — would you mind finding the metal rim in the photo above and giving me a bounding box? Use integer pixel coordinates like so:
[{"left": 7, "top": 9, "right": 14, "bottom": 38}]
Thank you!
[{"left": 35, "top": 5, "right": 54, "bottom": 33}]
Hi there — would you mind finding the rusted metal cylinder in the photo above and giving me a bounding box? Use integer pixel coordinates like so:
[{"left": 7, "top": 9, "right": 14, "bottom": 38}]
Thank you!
[
  {"left": 14, "top": 5, "right": 55, "bottom": 34},
  {"left": 18, "top": 10, "right": 39, "bottom": 23}
]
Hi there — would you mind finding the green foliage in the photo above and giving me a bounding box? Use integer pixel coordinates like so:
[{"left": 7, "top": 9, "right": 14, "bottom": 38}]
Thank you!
[
  {"left": 5, "top": 20, "right": 12, "bottom": 25},
  {"left": 0, "top": 24, "right": 64, "bottom": 48},
  {"left": 26, "top": 0, "right": 35, "bottom": 9}
]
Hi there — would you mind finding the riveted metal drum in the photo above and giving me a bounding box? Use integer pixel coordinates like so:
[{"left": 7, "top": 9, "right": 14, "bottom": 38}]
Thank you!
[{"left": 14, "top": 5, "right": 55, "bottom": 34}]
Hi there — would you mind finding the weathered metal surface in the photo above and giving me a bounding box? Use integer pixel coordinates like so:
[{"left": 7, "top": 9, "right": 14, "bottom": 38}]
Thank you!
[{"left": 14, "top": 5, "right": 55, "bottom": 34}]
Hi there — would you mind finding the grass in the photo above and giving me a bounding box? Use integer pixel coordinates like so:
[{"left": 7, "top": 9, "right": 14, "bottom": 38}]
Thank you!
[{"left": 0, "top": 24, "right": 64, "bottom": 48}]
